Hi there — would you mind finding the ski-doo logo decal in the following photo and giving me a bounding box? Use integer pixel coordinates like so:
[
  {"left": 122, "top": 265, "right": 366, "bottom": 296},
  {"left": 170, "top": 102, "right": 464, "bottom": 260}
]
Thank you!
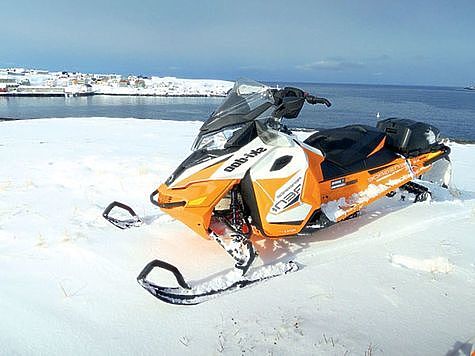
[
  {"left": 330, "top": 178, "right": 357, "bottom": 189},
  {"left": 224, "top": 147, "right": 267, "bottom": 172},
  {"left": 331, "top": 178, "right": 346, "bottom": 189},
  {"left": 271, "top": 176, "right": 302, "bottom": 214},
  {"left": 368, "top": 163, "right": 406, "bottom": 183}
]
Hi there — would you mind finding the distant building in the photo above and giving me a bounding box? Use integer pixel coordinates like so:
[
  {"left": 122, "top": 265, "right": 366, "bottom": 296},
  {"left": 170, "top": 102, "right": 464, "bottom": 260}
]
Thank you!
[
  {"left": 0, "top": 78, "right": 19, "bottom": 92},
  {"left": 17, "top": 86, "right": 64, "bottom": 94}
]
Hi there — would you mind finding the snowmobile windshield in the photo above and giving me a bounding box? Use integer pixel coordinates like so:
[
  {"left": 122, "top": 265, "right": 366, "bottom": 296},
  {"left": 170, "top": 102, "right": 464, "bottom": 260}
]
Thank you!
[
  {"left": 198, "top": 79, "right": 275, "bottom": 134},
  {"left": 192, "top": 79, "right": 276, "bottom": 151},
  {"left": 212, "top": 79, "right": 273, "bottom": 119}
]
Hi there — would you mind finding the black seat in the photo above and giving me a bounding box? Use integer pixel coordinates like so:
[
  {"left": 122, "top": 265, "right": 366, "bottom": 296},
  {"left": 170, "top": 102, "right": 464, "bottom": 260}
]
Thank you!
[
  {"left": 304, "top": 125, "right": 398, "bottom": 180},
  {"left": 304, "top": 125, "right": 386, "bottom": 166}
]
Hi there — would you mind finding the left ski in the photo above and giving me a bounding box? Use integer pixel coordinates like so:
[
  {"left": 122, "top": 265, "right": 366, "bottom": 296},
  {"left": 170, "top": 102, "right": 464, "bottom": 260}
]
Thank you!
[
  {"left": 103, "top": 191, "right": 159, "bottom": 230},
  {"left": 102, "top": 201, "right": 142, "bottom": 229},
  {"left": 137, "top": 259, "right": 299, "bottom": 305}
]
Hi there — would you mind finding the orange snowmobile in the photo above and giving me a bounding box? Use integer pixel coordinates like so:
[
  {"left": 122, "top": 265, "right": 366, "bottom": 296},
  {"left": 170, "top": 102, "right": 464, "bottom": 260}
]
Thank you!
[{"left": 104, "top": 79, "right": 452, "bottom": 304}]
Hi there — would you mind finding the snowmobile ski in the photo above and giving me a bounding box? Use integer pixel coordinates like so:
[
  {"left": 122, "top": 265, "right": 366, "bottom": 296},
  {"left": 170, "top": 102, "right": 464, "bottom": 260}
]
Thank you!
[
  {"left": 137, "top": 259, "right": 299, "bottom": 305},
  {"left": 102, "top": 201, "right": 143, "bottom": 229}
]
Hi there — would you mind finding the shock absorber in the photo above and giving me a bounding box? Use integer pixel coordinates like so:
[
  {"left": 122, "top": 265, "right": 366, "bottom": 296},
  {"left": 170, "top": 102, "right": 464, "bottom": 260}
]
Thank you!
[
  {"left": 229, "top": 186, "right": 252, "bottom": 236},
  {"left": 208, "top": 186, "right": 256, "bottom": 274},
  {"left": 230, "top": 186, "right": 241, "bottom": 228}
]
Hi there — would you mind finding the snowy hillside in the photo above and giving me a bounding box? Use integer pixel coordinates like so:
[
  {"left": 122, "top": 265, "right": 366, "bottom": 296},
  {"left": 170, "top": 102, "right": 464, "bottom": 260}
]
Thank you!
[
  {"left": 93, "top": 77, "right": 233, "bottom": 96},
  {"left": 1, "top": 118, "right": 474, "bottom": 355},
  {"left": 1, "top": 68, "right": 233, "bottom": 97}
]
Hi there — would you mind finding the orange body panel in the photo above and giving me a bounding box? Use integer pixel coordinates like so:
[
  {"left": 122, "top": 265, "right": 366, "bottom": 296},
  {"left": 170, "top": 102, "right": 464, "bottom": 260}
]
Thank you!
[
  {"left": 157, "top": 159, "right": 240, "bottom": 239},
  {"left": 367, "top": 136, "right": 386, "bottom": 157},
  {"left": 319, "top": 158, "right": 410, "bottom": 221},
  {"left": 318, "top": 150, "right": 443, "bottom": 222},
  {"left": 301, "top": 148, "right": 324, "bottom": 203},
  {"left": 158, "top": 178, "right": 238, "bottom": 239},
  {"left": 158, "top": 144, "right": 447, "bottom": 240}
]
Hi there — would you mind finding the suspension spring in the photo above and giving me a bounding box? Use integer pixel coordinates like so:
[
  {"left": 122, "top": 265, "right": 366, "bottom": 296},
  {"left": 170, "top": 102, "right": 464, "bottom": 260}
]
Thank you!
[{"left": 230, "top": 186, "right": 241, "bottom": 228}]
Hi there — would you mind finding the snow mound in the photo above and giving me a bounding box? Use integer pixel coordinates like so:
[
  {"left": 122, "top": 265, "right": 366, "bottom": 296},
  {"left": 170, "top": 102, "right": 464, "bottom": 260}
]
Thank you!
[{"left": 390, "top": 255, "right": 454, "bottom": 273}]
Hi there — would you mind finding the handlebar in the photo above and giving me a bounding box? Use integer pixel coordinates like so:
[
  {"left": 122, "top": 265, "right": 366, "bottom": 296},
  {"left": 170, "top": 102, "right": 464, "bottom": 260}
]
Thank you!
[
  {"left": 304, "top": 93, "right": 332, "bottom": 107},
  {"left": 271, "top": 87, "right": 331, "bottom": 108},
  {"left": 270, "top": 87, "right": 331, "bottom": 120}
]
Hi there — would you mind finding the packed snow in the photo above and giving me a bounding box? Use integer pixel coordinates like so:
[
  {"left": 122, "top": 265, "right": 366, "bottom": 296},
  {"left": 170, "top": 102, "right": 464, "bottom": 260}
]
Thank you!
[
  {"left": 1, "top": 117, "right": 475, "bottom": 355},
  {"left": 321, "top": 177, "right": 412, "bottom": 222},
  {"left": 389, "top": 255, "right": 455, "bottom": 274}
]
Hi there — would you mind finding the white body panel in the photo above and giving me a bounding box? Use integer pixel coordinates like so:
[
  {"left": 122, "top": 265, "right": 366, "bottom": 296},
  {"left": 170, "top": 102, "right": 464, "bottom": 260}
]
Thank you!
[{"left": 171, "top": 129, "right": 324, "bottom": 225}]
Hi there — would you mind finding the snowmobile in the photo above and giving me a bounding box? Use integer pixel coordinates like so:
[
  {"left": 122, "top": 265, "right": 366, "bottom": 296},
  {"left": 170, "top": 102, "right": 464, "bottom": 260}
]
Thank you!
[{"left": 103, "top": 79, "right": 452, "bottom": 304}]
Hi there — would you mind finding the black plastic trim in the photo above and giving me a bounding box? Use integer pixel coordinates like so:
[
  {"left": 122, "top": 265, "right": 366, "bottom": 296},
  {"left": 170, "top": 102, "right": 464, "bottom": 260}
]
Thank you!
[
  {"left": 270, "top": 155, "right": 293, "bottom": 172},
  {"left": 159, "top": 201, "right": 186, "bottom": 209},
  {"left": 240, "top": 170, "right": 264, "bottom": 234},
  {"left": 165, "top": 151, "right": 234, "bottom": 186},
  {"left": 150, "top": 189, "right": 186, "bottom": 209},
  {"left": 269, "top": 221, "right": 303, "bottom": 226},
  {"left": 320, "top": 148, "right": 398, "bottom": 180},
  {"left": 423, "top": 145, "right": 451, "bottom": 166},
  {"left": 368, "top": 164, "right": 393, "bottom": 175}
]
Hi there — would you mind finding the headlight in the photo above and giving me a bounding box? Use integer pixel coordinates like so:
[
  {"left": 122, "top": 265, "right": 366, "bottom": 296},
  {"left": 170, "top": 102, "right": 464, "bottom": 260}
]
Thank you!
[{"left": 191, "top": 125, "right": 243, "bottom": 151}]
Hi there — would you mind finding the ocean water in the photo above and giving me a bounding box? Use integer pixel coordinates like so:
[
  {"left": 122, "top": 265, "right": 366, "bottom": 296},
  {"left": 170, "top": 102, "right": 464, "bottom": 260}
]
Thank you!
[{"left": 1, "top": 83, "right": 474, "bottom": 141}]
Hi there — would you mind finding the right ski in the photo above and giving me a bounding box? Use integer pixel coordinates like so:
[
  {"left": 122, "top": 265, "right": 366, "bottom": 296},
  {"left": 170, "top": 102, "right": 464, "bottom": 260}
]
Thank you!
[{"left": 137, "top": 259, "right": 299, "bottom": 305}]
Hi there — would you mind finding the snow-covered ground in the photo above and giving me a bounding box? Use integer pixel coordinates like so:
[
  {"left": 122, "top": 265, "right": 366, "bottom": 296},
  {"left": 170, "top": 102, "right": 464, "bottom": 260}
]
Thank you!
[{"left": 1, "top": 118, "right": 474, "bottom": 355}]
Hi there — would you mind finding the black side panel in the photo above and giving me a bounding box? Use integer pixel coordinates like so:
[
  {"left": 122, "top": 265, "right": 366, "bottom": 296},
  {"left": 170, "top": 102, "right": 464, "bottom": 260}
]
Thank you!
[
  {"left": 363, "top": 148, "right": 399, "bottom": 171},
  {"left": 165, "top": 150, "right": 234, "bottom": 186},
  {"left": 270, "top": 155, "right": 293, "bottom": 172},
  {"left": 320, "top": 147, "right": 398, "bottom": 180},
  {"left": 240, "top": 170, "right": 264, "bottom": 234}
]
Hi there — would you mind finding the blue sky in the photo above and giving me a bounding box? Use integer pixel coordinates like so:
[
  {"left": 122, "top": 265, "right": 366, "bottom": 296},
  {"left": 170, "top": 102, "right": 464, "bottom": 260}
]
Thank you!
[{"left": 1, "top": 0, "right": 474, "bottom": 86}]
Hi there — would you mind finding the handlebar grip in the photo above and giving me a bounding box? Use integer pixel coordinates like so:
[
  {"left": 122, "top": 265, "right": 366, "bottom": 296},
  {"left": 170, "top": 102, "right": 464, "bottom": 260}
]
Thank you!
[
  {"left": 316, "top": 97, "right": 332, "bottom": 107},
  {"left": 306, "top": 95, "right": 332, "bottom": 107}
]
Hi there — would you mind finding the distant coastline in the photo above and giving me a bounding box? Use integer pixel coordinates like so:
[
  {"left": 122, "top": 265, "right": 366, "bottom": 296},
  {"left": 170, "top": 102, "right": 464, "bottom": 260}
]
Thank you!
[
  {"left": 0, "top": 67, "right": 233, "bottom": 97},
  {"left": 0, "top": 92, "right": 227, "bottom": 98}
]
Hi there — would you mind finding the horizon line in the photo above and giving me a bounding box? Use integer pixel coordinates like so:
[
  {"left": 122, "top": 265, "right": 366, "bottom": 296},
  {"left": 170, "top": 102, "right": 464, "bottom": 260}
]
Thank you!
[{"left": 1, "top": 65, "right": 470, "bottom": 89}]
